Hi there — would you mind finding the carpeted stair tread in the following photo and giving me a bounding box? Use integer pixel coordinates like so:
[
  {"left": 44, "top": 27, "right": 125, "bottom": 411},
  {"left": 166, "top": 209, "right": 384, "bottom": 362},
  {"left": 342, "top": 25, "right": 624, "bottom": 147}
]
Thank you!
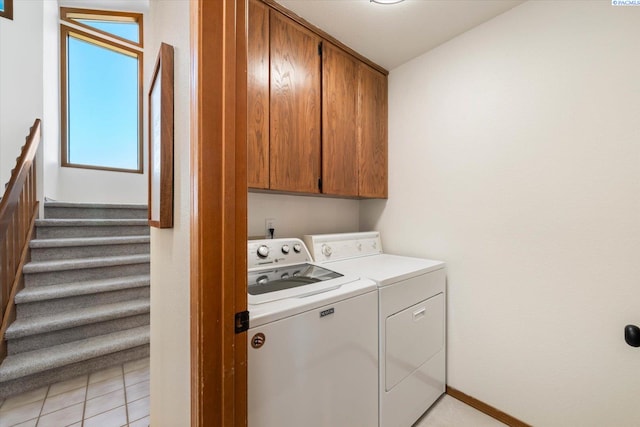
[
  {"left": 0, "top": 326, "right": 149, "bottom": 382},
  {"left": 44, "top": 202, "right": 148, "bottom": 220},
  {"left": 0, "top": 200, "right": 151, "bottom": 398},
  {"left": 36, "top": 219, "right": 148, "bottom": 226},
  {"left": 30, "top": 235, "right": 150, "bottom": 248},
  {"left": 44, "top": 201, "right": 147, "bottom": 210},
  {"left": 23, "top": 254, "right": 150, "bottom": 274},
  {"left": 15, "top": 275, "right": 150, "bottom": 304},
  {"left": 5, "top": 299, "right": 150, "bottom": 339}
]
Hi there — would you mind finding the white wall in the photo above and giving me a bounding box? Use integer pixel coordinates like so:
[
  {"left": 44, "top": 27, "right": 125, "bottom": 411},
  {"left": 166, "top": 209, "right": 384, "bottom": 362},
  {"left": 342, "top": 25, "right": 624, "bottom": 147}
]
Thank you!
[
  {"left": 145, "top": 1, "right": 191, "bottom": 425},
  {"left": 41, "top": 1, "right": 147, "bottom": 204},
  {"left": 0, "top": 0, "right": 43, "bottom": 189},
  {"left": 42, "top": 0, "right": 59, "bottom": 214},
  {"left": 45, "top": 166, "right": 148, "bottom": 204},
  {"left": 58, "top": 0, "right": 149, "bottom": 13},
  {"left": 248, "top": 192, "right": 360, "bottom": 239},
  {"left": 360, "top": 2, "right": 640, "bottom": 426}
]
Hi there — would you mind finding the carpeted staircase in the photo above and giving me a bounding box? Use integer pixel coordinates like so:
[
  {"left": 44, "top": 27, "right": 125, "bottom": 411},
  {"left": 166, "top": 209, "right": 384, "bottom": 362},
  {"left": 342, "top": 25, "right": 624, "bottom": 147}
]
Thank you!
[{"left": 0, "top": 201, "right": 150, "bottom": 399}]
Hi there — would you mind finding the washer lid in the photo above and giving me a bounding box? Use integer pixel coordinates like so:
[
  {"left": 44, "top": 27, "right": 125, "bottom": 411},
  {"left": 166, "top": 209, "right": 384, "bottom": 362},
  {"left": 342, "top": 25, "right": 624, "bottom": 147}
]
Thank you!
[
  {"left": 248, "top": 263, "right": 344, "bottom": 303},
  {"left": 326, "top": 254, "right": 445, "bottom": 287}
]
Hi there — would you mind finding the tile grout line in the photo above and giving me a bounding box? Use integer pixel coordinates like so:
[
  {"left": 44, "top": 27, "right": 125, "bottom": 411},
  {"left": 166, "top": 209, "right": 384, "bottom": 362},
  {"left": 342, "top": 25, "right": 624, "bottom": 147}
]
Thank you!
[
  {"left": 35, "top": 383, "right": 52, "bottom": 426},
  {"left": 82, "top": 367, "right": 127, "bottom": 424},
  {"left": 126, "top": 394, "right": 149, "bottom": 404},
  {"left": 80, "top": 374, "right": 89, "bottom": 427},
  {"left": 122, "top": 363, "right": 130, "bottom": 425}
]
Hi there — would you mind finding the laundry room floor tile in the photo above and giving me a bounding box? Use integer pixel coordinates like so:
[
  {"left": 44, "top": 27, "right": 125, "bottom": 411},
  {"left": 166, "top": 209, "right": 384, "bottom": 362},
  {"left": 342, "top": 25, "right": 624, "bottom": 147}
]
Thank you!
[
  {"left": 0, "top": 357, "right": 150, "bottom": 427},
  {"left": 414, "top": 394, "right": 508, "bottom": 427}
]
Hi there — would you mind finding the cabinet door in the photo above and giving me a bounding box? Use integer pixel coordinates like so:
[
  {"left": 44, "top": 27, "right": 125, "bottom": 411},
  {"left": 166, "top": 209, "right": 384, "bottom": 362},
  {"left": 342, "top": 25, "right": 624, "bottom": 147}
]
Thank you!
[
  {"left": 357, "top": 64, "right": 388, "bottom": 198},
  {"left": 248, "top": 0, "right": 270, "bottom": 189},
  {"left": 322, "top": 43, "right": 358, "bottom": 196},
  {"left": 270, "top": 12, "right": 322, "bottom": 193}
]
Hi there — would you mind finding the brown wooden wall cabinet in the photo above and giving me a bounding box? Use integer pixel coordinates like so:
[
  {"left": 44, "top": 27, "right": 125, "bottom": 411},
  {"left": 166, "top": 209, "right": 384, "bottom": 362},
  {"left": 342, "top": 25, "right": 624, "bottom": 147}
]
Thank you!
[
  {"left": 322, "top": 42, "right": 358, "bottom": 197},
  {"left": 248, "top": 0, "right": 388, "bottom": 199},
  {"left": 357, "top": 63, "right": 388, "bottom": 199},
  {"left": 247, "top": 0, "right": 270, "bottom": 189},
  {"left": 269, "top": 11, "right": 322, "bottom": 194}
]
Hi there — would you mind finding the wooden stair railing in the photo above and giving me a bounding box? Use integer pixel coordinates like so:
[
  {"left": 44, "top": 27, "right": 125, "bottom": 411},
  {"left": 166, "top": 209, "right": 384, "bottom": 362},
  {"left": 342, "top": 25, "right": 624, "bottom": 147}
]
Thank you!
[{"left": 0, "top": 119, "right": 41, "bottom": 362}]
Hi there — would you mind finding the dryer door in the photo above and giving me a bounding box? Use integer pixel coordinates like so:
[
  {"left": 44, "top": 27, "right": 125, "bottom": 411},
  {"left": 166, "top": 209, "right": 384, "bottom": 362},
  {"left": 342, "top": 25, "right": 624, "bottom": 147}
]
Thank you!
[{"left": 385, "top": 292, "right": 444, "bottom": 391}]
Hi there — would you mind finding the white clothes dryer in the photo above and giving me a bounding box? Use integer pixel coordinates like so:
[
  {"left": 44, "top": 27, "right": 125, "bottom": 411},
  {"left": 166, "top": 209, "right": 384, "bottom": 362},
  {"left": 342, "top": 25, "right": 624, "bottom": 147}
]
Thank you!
[{"left": 304, "top": 232, "right": 446, "bottom": 427}]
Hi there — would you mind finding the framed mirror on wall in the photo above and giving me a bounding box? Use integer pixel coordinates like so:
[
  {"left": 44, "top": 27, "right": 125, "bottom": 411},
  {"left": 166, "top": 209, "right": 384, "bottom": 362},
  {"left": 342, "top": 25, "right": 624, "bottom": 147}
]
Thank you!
[
  {"left": 148, "top": 42, "right": 174, "bottom": 228},
  {"left": 0, "top": 0, "right": 13, "bottom": 20}
]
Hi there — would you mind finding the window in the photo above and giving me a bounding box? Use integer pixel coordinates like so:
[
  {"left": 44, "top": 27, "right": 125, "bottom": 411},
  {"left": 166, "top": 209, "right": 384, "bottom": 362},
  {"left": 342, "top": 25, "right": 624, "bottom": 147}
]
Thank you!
[
  {"left": 0, "top": 0, "right": 13, "bottom": 20},
  {"left": 60, "top": 8, "right": 143, "bottom": 173}
]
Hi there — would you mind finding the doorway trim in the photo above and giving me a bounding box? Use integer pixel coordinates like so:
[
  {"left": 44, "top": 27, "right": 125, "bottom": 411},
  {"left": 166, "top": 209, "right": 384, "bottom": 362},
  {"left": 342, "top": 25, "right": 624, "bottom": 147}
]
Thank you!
[{"left": 190, "top": 0, "right": 248, "bottom": 425}]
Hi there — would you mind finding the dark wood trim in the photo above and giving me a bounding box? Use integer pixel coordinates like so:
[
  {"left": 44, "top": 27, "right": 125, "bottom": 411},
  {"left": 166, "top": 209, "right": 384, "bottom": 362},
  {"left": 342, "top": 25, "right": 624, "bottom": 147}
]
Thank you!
[
  {"left": 138, "top": 44, "right": 144, "bottom": 178},
  {"left": 0, "top": 203, "right": 38, "bottom": 361},
  {"left": 235, "top": 0, "right": 249, "bottom": 417},
  {"left": 248, "top": 187, "right": 370, "bottom": 200},
  {"left": 57, "top": 162, "right": 144, "bottom": 174},
  {"left": 446, "top": 386, "right": 532, "bottom": 427},
  {"left": 0, "top": 0, "right": 13, "bottom": 20},
  {"left": 0, "top": 120, "right": 40, "bottom": 231},
  {"left": 60, "top": 7, "right": 143, "bottom": 47},
  {"left": 190, "top": 0, "right": 248, "bottom": 425},
  {"left": 260, "top": 0, "right": 388, "bottom": 75},
  {"left": 148, "top": 43, "right": 174, "bottom": 229},
  {"left": 59, "top": 23, "right": 68, "bottom": 170},
  {"left": 59, "top": 24, "right": 144, "bottom": 174}
]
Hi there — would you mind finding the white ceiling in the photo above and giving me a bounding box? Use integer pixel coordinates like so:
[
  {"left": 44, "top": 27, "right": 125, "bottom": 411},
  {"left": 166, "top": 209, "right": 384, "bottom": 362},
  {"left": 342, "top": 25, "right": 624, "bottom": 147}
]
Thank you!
[{"left": 275, "top": 0, "right": 524, "bottom": 71}]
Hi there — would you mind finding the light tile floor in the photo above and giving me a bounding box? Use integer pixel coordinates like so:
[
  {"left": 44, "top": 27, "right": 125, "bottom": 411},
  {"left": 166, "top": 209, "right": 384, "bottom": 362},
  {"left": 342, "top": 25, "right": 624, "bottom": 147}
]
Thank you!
[
  {"left": 415, "top": 394, "right": 508, "bottom": 427},
  {"left": 2, "top": 362, "right": 505, "bottom": 427},
  {"left": 0, "top": 358, "right": 149, "bottom": 427}
]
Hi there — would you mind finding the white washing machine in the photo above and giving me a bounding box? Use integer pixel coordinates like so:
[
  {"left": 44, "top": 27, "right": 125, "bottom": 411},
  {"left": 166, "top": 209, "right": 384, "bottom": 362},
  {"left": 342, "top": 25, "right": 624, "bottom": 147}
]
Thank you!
[
  {"left": 304, "top": 232, "right": 446, "bottom": 427},
  {"left": 247, "top": 238, "right": 378, "bottom": 427}
]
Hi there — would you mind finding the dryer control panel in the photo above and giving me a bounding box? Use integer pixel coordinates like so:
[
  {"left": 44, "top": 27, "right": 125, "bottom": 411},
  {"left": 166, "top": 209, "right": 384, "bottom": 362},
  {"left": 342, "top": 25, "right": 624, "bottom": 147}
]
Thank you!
[{"left": 303, "top": 232, "right": 383, "bottom": 263}]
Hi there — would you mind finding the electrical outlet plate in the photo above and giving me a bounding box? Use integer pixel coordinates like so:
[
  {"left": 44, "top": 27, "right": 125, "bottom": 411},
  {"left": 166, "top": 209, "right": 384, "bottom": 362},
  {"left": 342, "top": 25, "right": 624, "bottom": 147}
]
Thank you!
[{"left": 265, "top": 218, "right": 276, "bottom": 238}]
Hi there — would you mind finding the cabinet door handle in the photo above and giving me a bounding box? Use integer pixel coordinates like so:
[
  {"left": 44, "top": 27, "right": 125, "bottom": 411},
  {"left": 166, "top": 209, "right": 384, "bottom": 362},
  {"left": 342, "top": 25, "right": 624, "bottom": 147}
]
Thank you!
[
  {"left": 625, "top": 324, "right": 640, "bottom": 347},
  {"left": 413, "top": 307, "right": 426, "bottom": 320}
]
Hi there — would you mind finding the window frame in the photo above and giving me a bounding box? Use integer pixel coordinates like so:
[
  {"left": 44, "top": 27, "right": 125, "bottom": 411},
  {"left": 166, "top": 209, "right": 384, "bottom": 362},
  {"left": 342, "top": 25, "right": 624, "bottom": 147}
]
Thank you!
[
  {"left": 0, "top": 0, "right": 13, "bottom": 20},
  {"left": 60, "top": 7, "right": 143, "bottom": 48},
  {"left": 59, "top": 9, "right": 144, "bottom": 174}
]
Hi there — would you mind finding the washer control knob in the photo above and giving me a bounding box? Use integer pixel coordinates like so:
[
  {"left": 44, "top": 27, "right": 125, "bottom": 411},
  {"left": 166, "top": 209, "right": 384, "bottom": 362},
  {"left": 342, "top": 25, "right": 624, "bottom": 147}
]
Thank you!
[
  {"left": 257, "top": 245, "right": 269, "bottom": 258},
  {"left": 281, "top": 244, "right": 290, "bottom": 254},
  {"left": 322, "top": 244, "right": 332, "bottom": 257},
  {"left": 293, "top": 243, "right": 302, "bottom": 253}
]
